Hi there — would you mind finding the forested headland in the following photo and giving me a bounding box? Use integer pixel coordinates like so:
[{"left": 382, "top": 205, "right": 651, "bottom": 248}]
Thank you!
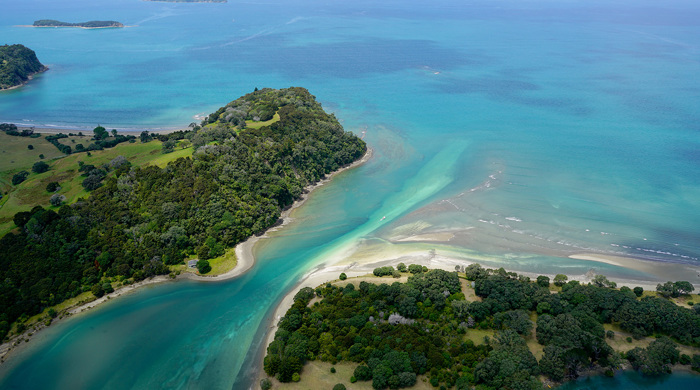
[
  {"left": 0, "top": 44, "right": 47, "bottom": 90},
  {"left": 32, "top": 20, "right": 124, "bottom": 28},
  {"left": 0, "top": 87, "right": 366, "bottom": 341},
  {"left": 262, "top": 264, "right": 700, "bottom": 390}
]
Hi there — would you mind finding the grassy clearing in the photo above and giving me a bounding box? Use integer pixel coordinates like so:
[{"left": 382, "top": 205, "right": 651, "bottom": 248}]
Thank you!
[
  {"left": 0, "top": 138, "right": 193, "bottom": 235},
  {"left": 245, "top": 112, "right": 280, "bottom": 129},
  {"left": 267, "top": 360, "right": 433, "bottom": 390},
  {"left": 465, "top": 328, "right": 494, "bottom": 345},
  {"left": 171, "top": 247, "right": 238, "bottom": 277},
  {"left": 13, "top": 291, "right": 97, "bottom": 334},
  {"left": 207, "top": 248, "right": 237, "bottom": 276},
  {"left": 460, "top": 278, "right": 481, "bottom": 302},
  {"left": 0, "top": 132, "right": 65, "bottom": 174}
]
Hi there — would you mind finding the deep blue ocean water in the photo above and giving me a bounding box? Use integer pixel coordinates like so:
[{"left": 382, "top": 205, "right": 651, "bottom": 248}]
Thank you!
[{"left": 1, "top": 0, "right": 700, "bottom": 388}]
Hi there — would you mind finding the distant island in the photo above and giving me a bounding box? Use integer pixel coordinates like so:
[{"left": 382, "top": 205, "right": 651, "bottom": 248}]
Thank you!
[
  {"left": 32, "top": 20, "right": 124, "bottom": 28},
  {"left": 0, "top": 44, "right": 47, "bottom": 90},
  {"left": 143, "top": 0, "right": 227, "bottom": 3}
]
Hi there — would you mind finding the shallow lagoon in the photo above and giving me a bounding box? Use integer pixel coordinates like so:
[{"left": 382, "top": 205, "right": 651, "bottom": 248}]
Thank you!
[{"left": 1, "top": 0, "right": 699, "bottom": 388}]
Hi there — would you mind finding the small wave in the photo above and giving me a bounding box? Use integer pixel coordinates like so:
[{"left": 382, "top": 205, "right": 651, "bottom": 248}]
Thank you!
[{"left": 505, "top": 217, "right": 522, "bottom": 222}]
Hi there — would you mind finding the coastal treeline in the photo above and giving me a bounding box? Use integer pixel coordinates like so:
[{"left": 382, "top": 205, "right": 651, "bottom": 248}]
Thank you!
[
  {"left": 0, "top": 44, "right": 46, "bottom": 90},
  {"left": 0, "top": 88, "right": 366, "bottom": 340},
  {"left": 263, "top": 265, "right": 700, "bottom": 389}
]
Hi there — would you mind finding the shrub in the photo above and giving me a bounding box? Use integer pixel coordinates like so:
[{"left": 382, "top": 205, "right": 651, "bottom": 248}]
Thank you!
[
  {"left": 197, "top": 260, "right": 211, "bottom": 274},
  {"left": 27, "top": 144, "right": 33, "bottom": 150},
  {"left": 291, "top": 372, "right": 300, "bottom": 382},
  {"left": 633, "top": 286, "right": 644, "bottom": 297},
  {"left": 259, "top": 378, "right": 272, "bottom": 390},
  {"left": 330, "top": 367, "right": 336, "bottom": 373},
  {"left": 12, "top": 171, "right": 29, "bottom": 185},
  {"left": 680, "top": 354, "right": 691, "bottom": 365},
  {"left": 49, "top": 193, "right": 66, "bottom": 207},
  {"left": 339, "top": 273, "right": 347, "bottom": 281},
  {"left": 91, "top": 284, "right": 104, "bottom": 298},
  {"left": 606, "top": 330, "right": 615, "bottom": 339},
  {"left": 332, "top": 384, "right": 346, "bottom": 390}
]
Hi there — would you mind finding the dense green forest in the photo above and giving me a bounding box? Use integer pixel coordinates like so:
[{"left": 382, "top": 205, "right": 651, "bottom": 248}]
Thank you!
[
  {"left": 263, "top": 265, "right": 700, "bottom": 389},
  {"left": 0, "top": 44, "right": 46, "bottom": 90},
  {"left": 33, "top": 20, "right": 124, "bottom": 28},
  {"left": 0, "top": 87, "right": 366, "bottom": 340}
]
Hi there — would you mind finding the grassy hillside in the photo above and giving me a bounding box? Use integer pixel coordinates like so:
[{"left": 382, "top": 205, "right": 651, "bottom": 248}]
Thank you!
[{"left": 0, "top": 135, "right": 193, "bottom": 235}]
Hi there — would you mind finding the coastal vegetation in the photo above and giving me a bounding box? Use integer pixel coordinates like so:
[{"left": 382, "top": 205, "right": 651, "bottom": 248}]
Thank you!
[
  {"left": 0, "top": 44, "right": 46, "bottom": 90},
  {"left": 0, "top": 129, "right": 192, "bottom": 237},
  {"left": 0, "top": 87, "right": 366, "bottom": 342},
  {"left": 32, "top": 20, "right": 124, "bottom": 28},
  {"left": 263, "top": 265, "right": 700, "bottom": 389}
]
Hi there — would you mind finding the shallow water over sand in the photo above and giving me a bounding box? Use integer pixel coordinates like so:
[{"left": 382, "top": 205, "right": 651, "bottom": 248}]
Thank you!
[{"left": 1, "top": 0, "right": 700, "bottom": 388}]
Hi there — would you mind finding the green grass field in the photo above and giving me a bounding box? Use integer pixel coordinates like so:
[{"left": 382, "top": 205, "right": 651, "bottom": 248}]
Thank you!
[
  {"left": 245, "top": 112, "right": 280, "bottom": 129},
  {"left": 267, "top": 361, "right": 433, "bottom": 390},
  {"left": 0, "top": 132, "right": 65, "bottom": 174},
  {"left": 0, "top": 135, "right": 193, "bottom": 235}
]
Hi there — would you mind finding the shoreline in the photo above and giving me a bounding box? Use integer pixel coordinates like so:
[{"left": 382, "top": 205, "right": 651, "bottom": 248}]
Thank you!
[
  {"left": 0, "top": 147, "right": 373, "bottom": 364},
  {"left": 11, "top": 125, "right": 188, "bottom": 135},
  {"left": 0, "top": 274, "right": 172, "bottom": 364},
  {"left": 180, "top": 147, "right": 373, "bottom": 283},
  {"left": 258, "top": 250, "right": 700, "bottom": 386},
  {"left": 0, "top": 67, "right": 48, "bottom": 92}
]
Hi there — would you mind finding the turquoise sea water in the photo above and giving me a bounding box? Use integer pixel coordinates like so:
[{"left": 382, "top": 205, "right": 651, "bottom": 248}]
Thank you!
[{"left": 1, "top": 0, "right": 700, "bottom": 388}]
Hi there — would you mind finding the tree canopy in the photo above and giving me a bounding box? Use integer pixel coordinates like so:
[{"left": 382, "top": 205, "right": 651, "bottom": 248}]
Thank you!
[
  {"left": 0, "top": 87, "right": 366, "bottom": 341},
  {"left": 0, "top": 44, "right": 46, "bottom": 90}
]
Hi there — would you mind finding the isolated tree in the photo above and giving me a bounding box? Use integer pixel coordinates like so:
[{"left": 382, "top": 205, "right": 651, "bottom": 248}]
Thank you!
[
  {"left": 91, "top": 283, "right": 105, "bottom": 298},
  {"left": 197, "top": 259, "right": 211, "bottom": 274},
  {"left": 657, "top": 281, "right": 676, "bottom": 298},
  {"left": 161, "top": 139, "right": 177, "bottom": 154},
  {"left": 32, "top": 161, "right": 49, "bottom": 173},
  {"left": 140, "top": 131, "right": 152, "bottom": 143},
  {"left": 93, "top": 125, "right": 108, "bottom": 140},
  {"left": 592, "top": 274, "right": 616, "bottom": 288},
  {"left": 633, "top": 286, "right": 644, "bottom": 297},
  {"left": 12, "top": 171, "right": 29, "bottom": 185},
  {"left": 674, "top": 281, "right": 694, "bottom": 296},
  {"left": 46, "top": 181, "right": 60, "bottom": 192},
  {"left": 553, "top": 274, "right": 568, "bottom": 287}
]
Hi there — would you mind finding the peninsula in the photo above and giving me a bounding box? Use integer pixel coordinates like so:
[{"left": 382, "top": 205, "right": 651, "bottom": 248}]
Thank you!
[
  {"left": 0, "top": 44, "right": 47, "bottom": 90},
  {"left": 0, "top": 88, "right": 366, "bottom": 349},
  {"left": 32, "top": 20, "right": 124, "bottom": 28}
]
